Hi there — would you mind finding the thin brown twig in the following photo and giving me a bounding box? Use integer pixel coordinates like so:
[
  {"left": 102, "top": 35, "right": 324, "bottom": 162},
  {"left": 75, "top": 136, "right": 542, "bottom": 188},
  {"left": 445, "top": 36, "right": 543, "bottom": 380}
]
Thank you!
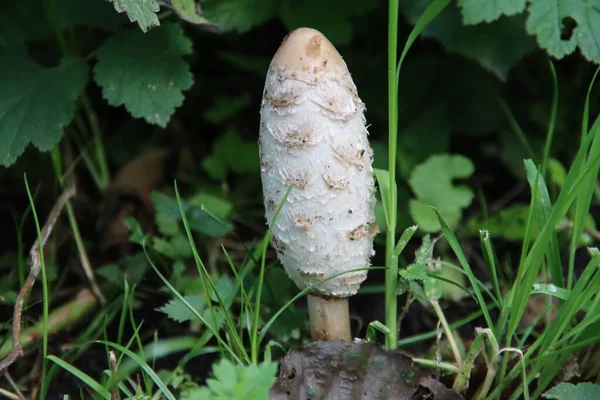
[{"left": 0, "top": 185, "right": 76, "bottom": 373}]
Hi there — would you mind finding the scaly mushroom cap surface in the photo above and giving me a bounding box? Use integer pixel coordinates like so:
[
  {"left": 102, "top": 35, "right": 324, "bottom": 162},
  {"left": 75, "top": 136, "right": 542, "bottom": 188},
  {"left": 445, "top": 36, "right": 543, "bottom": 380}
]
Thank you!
[{"left": 259, "top": 28, "right": 377, "bottom": 297}]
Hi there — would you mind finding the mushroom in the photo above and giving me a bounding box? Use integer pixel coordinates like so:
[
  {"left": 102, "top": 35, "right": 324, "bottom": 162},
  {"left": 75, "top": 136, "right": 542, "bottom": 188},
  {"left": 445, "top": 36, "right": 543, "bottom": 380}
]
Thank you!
[{"left": 259, "top": 28, "right": 377, "bottom": 341}]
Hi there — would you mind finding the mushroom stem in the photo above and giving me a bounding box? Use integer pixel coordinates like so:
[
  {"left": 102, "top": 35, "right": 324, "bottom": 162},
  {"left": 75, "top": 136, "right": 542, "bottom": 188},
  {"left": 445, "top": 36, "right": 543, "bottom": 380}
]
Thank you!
[{"left": 307, "top": 294, "right": 351, "bottom": 342}]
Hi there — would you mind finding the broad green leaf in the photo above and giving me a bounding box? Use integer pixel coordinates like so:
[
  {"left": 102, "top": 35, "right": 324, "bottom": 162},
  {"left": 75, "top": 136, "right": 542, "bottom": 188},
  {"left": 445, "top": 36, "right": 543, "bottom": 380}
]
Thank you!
[
  {"left": 399, "top": 264, "right": 428, "bottom": 281},
  {"left": 158, "top": 295, "right": 206, "bottom": 323},
  {"left": 153, "top": 235, "right": 193, "bottom": 259},
  {"left": 188, "top": 193, "right": 233, "bottom": 219},
  {"left": 465, "top": 204, "right": 538, "bottom": 241},
  {"left": 124, "top": 216, "right": 146, "bottom": 244},
  {"left": 171, "top": 0, "right": 207, "bottom": 24},
  {"left": 543, "top": 380, "right": 600, "bottom": 399},
  {"left": 403, "top": 0, "right": 536, "bottom": 80},
  {"left": 94, "top": 23, "right": 193, "bottom": 127},
  {"left": 156, "top": 212, "right": 180, "bottom": 236},
  {"left": 210, "top": 129, "right": 259, "bottom": 175},
  {"left": 107, "top": 0, "right": 160, "bottom": 32},
  {"left": 203, "top": 0, "right": 277, "bottom": 33},
  {"left": 526, "top": 0, "right": 600, "bottom": 63},
  {"left": 151, "top": 192, "right": 233, "bottom": 237},
  {"left": 408, "top": 154, "right": 474, "bottom": 232},
  {"left": 202, "top": 156, "right": 227, "bottom": 180},
  {"left": 205, "top": 358, "right": 277, "bottom": 399},
  {"left": 0, "top": 48, "right": 88, "bottom": 167},
  {"left": 458, "top": 0, "right": 526, "bottom": 24}
]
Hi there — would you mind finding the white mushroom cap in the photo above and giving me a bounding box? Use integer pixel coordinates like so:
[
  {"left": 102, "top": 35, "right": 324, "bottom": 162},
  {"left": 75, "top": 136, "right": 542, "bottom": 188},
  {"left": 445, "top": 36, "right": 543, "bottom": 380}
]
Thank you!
[{"left": 259, "top": 28, "right": 377, "bottom": 298}]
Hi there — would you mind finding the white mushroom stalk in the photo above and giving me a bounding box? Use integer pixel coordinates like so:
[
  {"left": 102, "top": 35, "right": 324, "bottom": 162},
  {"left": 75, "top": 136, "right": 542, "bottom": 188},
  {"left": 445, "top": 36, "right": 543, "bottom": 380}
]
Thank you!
[{"left": 259, "top": 28, "right": 377, "bottom": 341}]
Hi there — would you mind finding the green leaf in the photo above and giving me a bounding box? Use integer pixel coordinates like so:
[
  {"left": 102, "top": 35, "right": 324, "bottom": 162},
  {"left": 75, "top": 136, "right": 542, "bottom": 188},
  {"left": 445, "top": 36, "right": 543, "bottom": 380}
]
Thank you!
[
  {"left": 408, "top": 154, "right": 474, "bottom": 232},
  {"left": 107, "top": 0, "right": 160, "bottom": 32},
  {"left": 202, "top": 156, "right": 227, "bottom": 180},
  {"left": 153, "top": 235, "right": 192, "bottom": 259},
  {"left": 171, "top": 0, "right": 207, "bottom": 23},
  {"left": 210, "top": 129, "right": 259, "bottom": 175},
  {"left": 543, "top": 382, "right": 600, "bottom": 399},
  {"left": 151, "top": 192, "right": 233, "bottom": 237},
  {"left": 458, "top": 0, "right": 526, "bottom": 24},
  {"left": 156, "top": 213, "right": 180, "bottom": 236},
  {"left": 399, "top": 263, "right": 428, "bottom": 281},
  {"left": 158, "top": 295, "right": 206, "bottom": 323},
  {"left": 94, "top": 23, "right": 193, "bottom": 127},
  {"left": 0, "top": 48, "right": 88, "bottom": 167},
  {"left": 124, "top": 216, "right": 146, "bottom": 244},
  {"left": 403, "top": 0, "right": 536, "bottom": 80},
  {"left": 188, "top": 193, "right": 233, "bottom": 219},
  {"left": 205, "top": 358, "right": 277, "bottom": 399},
  {"left": 203, "top": 0, "right": 277, "bottom": 33},
  {"left": 526, "top": 0, "right": 600, "bottom": 63},
  {"left": 465, "top": 204, "right": 538, "bottom": 241}
]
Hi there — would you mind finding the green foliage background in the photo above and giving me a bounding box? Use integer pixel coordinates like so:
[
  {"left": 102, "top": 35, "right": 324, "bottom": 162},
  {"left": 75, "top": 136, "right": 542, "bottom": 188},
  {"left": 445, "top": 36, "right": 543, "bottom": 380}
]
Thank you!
[
  {"left": 2, "top": 0, "right": 599, "bottom": 233},
  {"left": 1, "top": 0, "right": 600, "bottom": 397}
]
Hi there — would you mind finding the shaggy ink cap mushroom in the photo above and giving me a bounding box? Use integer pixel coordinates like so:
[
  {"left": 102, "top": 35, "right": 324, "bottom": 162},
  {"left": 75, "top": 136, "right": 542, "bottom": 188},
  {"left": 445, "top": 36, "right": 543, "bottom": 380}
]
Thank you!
[{"left": 259, "top": 27, "right": 377, "bottom": 299}]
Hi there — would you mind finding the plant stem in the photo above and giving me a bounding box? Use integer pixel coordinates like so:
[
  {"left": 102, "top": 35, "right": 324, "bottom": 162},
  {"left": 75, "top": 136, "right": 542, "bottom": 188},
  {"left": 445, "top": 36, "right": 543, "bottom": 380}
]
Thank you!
[
  {"left": 431, "top": 301, "right": 463, "bottom": 366},
  {"left": 307, "top": 295, "right": 351, "bottom": 342},
  {"left": 385, "top": 0, "right": 400, "bottom": 350}
]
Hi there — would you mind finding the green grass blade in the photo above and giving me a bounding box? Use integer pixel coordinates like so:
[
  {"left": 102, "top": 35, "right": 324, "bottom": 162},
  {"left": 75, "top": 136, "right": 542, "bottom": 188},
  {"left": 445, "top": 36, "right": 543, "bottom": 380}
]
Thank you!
[
  {"left": 541, "top": 61, "right": 558, "bottom": 176},
  {"left": 47, "top": 355, "right": 111, "bottom": 400},
  {"left": 432, "top": 208, "right": 494, "bottom": 329},
  {"left": 393, "top": 225, "right": 418, "bottom": 257},
  {"left": 524, "top": 160, "right": 564, "bottom": 287},
  {"left": 95, "top": 340, "right": 176, "bottom": 400},
  {"left": 374, "top": 168, "right": 392, "bottom": 229},
  {"left": 569, "top": 110, "right": 600, "bottom": 288},
  {"left": 480, "top": 230, "right": 502, "bottom": 306},
  {"left": 251, "top": 185, "right": 293, "bottom": 364},
  {"left": 173, "top": 182, "right": 248, "bottom": 363},
  {"left": 396, "top": 0, "right": 451, "bottom": 73},
  {"left": 496, "top": 95, "right": 537, "bottom": 162},
  {"left": 507, "top": 150, "right": 600, "bottom": 340},
  {"left": 143, "top": 242, "right": 243, "bottom": 364}
]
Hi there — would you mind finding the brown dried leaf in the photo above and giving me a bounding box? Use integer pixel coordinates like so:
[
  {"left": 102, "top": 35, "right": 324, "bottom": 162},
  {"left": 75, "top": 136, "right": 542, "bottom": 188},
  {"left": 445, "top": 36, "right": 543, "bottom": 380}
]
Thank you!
[{"left": 270, "top": 340, "right": 464, "bottom": 400}]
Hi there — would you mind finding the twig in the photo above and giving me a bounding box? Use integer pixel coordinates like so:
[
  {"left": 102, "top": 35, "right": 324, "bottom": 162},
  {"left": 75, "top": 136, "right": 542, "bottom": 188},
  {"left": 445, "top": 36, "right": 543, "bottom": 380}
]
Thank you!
[
  {"left": 0, "top": 386, "right": 21, "bottom": 400},
  {"left": 0, "top": 186, "right": 76, "bottom": 373}
]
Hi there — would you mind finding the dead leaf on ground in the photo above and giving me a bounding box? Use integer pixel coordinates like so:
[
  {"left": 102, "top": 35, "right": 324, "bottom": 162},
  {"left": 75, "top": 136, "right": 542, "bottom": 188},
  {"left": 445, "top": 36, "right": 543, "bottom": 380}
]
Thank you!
[
  {"left": 100, "top": 148, "right": 169, "bottom": 251},
  {"left": 270, "top": 340, "right": 464, "bottom": 400}
]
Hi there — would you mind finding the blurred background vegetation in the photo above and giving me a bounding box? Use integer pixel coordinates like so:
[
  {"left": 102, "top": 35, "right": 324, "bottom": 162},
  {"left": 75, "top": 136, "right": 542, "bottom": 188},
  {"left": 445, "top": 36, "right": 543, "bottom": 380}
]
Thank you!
[{"left": 1, "top": 0, "right": 600, "bottom": 397}]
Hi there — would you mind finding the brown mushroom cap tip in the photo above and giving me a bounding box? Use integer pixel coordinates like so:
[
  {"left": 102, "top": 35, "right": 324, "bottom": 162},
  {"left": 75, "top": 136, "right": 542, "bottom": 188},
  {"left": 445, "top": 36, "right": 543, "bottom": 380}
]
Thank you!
[{"left": 271, "top": 27, "right": 347, "bottom": 76}]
